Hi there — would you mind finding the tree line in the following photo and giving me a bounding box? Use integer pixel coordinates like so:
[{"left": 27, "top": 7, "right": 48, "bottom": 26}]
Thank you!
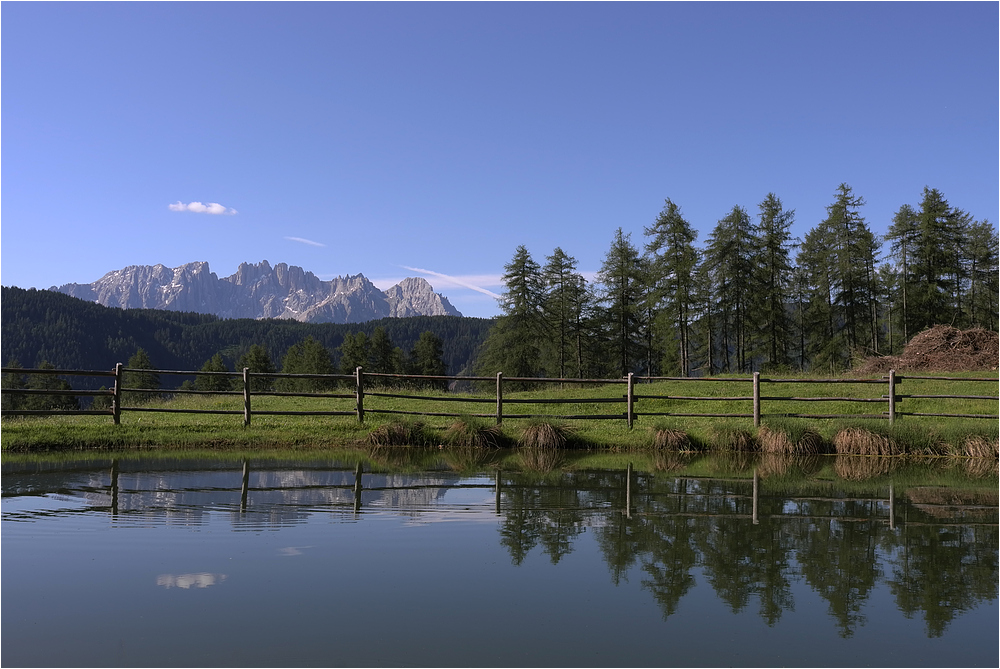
[
  {"left": 1, "top": 286, "right": 493, "bottom": 383},
  {"left": 2, "top": 327, "right": 450, "bottom": 411},
  {"left": 477, "top": 184, "right": 998, "bottom": 379}
]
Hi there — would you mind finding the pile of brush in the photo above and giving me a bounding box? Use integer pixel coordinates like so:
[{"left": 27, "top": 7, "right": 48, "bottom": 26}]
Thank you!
[{"left": 857, "top": 325, "right": 999, "bottom": 373}]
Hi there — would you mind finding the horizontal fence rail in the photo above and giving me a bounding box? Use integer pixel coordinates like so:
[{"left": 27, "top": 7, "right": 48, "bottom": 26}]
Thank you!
[{"left": 2, "top": 364, "right": 997, "bottom": 427}]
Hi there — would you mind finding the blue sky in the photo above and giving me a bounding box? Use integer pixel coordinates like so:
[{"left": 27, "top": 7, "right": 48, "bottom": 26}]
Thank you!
[{"left": 3, "top": 2, "right": 997, "bottom": 319}]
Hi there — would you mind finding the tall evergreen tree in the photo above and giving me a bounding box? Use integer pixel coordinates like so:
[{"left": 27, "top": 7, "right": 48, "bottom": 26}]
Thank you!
[
  {"left": 369, "top": 326, "right": 399, "bottom": 375},
  {"left": 796, "top": 224, "right": 840, "bottom": 371},
  {"left": 25, "top": 360, "right": 78, "bottom": 411},
  {"left": 124, "top": 348, "right": 160, "bottom": 404},
  {"left": 476, "top": 246, "right": 546, "bottom": 382},
  {"left": 195, "top": 353, "right": 231, "bottom": 392},
  {"left": 644, "top": 199, "right": 700, "bottom": 376},
  {"left": 885, "top": 203, "right": 920, "bottom": 341},
  {"left": 541, "top": 248, "right": 584, "bottom": 379},
  {"left": 339, "top": 332, "right": 371, "bottom": 375},
  {"left": 1, "top": 358, "right": 27, "bottom": 412},
  {"left": 755, "top": 193, "right": 795, "bottom": 370},
  {"left": 597, "top": 228, "right": 646, "bottom": 377},
  {"left": 279, "top": 336, "right": 335, "bottom": 392},
  {"left": 823, "top": 183, "right": 880, "bottom": 356},
  {"left": 962, "top": 219, "right": 1000, "bottom": 329},
  {"left": 409, "top": 331, "right": 447, "bottom": 390},
  {"left": 911, "top": 187, "right": 964, "bottom": 331},
  {"left": 705, "top": 206, "right": 757, "bottom": 372},
  {"left": 234, "top": 344, "right": 277, "bottom": 391}
]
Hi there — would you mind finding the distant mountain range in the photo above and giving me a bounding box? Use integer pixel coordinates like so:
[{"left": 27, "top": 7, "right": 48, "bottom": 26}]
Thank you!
[{"left": 52, "top": 260, "right": 462, "bottom": 323}]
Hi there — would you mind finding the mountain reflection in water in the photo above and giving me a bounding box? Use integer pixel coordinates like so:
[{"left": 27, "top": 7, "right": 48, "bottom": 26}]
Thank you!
[{"left": 2, "top": 452, "right": 997, "bottom": 667}]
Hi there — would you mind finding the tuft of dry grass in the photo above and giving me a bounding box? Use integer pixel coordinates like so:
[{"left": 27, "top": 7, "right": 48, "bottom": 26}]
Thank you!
[
  {"left": 518, "top": 421, "right": 571, "bottom": 449},
  {"left": 368, "top": 420, "right": 430, "bottom": 447},
  {"left": 651, "top": 428, "right": 692, "bottom": 451},
  {"left": 834, "top": 455, "right": 896, "bottom": 481},
  {"left": 964, "top": 434, "right": 999, "bottom": 459},
  {"left": 444, "top": 418, "right": 506, "bottom": 449},
  {"left": 832, "top": 428, "right": 901, "bottom": 456},
  {"left": 757, "top": 426, "right": 795, "bottom": 454},
  {"left": 796, "top": 429, "right": 828, "bottom": 455},
  {"left": 727, "top": 430, "right": 757, "bottom": 452}
]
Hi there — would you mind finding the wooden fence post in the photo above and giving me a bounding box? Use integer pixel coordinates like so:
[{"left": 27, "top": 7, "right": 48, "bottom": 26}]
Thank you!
[
  {"left": 112, "top": 363, "right": 123, "bottom": 425},
  {"left": 243, "top": 367, "right": 252, "bottom": 427},
  {"left": 753, "top": 372, "right": 761, "bottom": 428},
  {"left": 626, "top": 373, "right": 635, "bottom": 429},
  {"left": 355, "top": 367, "right": 365, "bottom": 424},
  {"left": 496, "top": 372, "right": 503, "bottom": 426},
  {"left": 752, "top": 469, "right": 759, "bottom": 525},
  {"left": 888, "top": 369, "right": 896, "bottom": 424}
]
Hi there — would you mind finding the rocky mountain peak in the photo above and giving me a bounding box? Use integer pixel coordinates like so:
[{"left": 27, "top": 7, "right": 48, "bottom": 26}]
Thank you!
[{"left": 51, "top": 260, "right": 463, "bottom": 323}]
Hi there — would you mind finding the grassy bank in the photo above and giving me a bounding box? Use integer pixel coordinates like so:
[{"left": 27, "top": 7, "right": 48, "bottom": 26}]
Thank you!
[{"left": 2, "top": 375, "right": 996, "bottom": 456}]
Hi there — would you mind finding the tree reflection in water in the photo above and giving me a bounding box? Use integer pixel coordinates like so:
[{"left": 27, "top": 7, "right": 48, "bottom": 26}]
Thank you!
[
  {"left": 2, "top": 452, "right": 995, "bottom": 640},
  {"left": 494, "top": 462, "right": 997, "bottom": 638}
]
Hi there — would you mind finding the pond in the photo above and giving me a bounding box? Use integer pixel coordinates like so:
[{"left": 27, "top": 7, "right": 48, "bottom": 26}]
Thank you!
[{"left": 2, "top": 451, "right": 997, "bottom": 667}]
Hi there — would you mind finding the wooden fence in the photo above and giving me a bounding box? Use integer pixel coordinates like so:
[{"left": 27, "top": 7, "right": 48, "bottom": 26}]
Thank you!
[{"left": 2, "top": 365, "right": 997, "bottom": 427}]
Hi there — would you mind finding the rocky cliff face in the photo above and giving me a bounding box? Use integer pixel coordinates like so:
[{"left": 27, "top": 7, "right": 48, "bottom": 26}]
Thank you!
[{"left": 52, "top": 261, "right": 462, "bottom": 323}]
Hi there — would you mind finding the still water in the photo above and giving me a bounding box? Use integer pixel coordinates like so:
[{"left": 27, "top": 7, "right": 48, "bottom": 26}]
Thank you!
[{"left": 2, "top": 453, "right": 997, "bottom": 667}]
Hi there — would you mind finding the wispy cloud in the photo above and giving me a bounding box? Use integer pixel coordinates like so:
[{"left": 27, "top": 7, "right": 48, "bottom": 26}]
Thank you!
[
  {"left": 285, "top": 236, "right": 326, "bottom": 247},
  {"left": 401, "top": 265, "right": 502, "bottom": 299},
  {"left": 168, "top": 201, "right": 237, "bottom": 215}
]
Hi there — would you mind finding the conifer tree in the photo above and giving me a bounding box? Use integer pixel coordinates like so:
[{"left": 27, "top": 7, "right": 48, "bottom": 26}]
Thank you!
[
  {"left": 1, "top": 358, "right": 27, "bottom": 412},
  {"left": 409, "top": 331, "right": 447, "bottom": 390},
  {"left": 644, "top": 198, "right": 699, "bottom": 376},
  {"left": 369, "top": 327, "right": 398, "bottom": 374},
  {"left": 597, "top": 228, "right": 645, "bottom": 377},
  {"left": 705, "top": 206, "right": 757, "bottom": 372},
  {"left": 339, "top": 332, "right": 371, "bottom": 375},
  {"left": 755, "top": 193, "right": 795, "bottom": 370},
  {"left": 26, "top": 361, "right": 78, "bottom": 411},
  {"left": 234, "top": 344, "right": 276, "bottom": 391},
  {"left": 476, "top": 245, "right": 546, "bottom": 383},
  {"left": 124, "top": 348, "right": 160, "bottom": 404},
  {"left": 195, "top": 353, "right": 231, "bottom": 392},
  {"left": 963, "top": 219, "right": 1000, "bottom": 328},
  {"left": 541, "top": 248, "right": 585, "bottom": 379},
  {"left": 280, "top": 336, "right": 334, "bottom": 392}
]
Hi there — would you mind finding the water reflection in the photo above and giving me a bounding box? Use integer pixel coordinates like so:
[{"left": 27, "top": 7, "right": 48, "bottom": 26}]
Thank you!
[
  {"left": 156, "top": 573, "right": 227, "bottom": 589},
  {"left": 2, "top": 453, "right": 996, "bottom": 641}
]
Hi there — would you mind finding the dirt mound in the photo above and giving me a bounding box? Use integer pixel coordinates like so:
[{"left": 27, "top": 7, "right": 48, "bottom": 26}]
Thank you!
[{"left": 857, "top": 325, "right": 999, "bottom": 373}]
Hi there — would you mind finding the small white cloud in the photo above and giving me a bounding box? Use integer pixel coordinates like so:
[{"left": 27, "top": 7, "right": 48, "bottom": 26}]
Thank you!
[
  {"left": 285, "top": 236, "right": 326, "bottom": 247},
  {"left": 168, "top": 201, "right": 237, "bottom": 215}
]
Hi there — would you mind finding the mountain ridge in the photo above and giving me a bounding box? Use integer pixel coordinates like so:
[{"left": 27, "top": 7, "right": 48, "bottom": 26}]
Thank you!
[{"left": 52, "top": 260, "right": 462, "bottom": 324}]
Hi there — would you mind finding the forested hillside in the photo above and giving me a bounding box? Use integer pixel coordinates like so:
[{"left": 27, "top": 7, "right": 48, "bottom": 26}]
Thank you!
[{"left": 1, "top": 286, "right": 493, "bottom": 385}]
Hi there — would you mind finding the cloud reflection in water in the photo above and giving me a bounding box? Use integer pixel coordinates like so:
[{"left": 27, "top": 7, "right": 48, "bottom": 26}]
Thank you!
[{"left": 156, "top": 573, "right": 227, "bottom": 589}]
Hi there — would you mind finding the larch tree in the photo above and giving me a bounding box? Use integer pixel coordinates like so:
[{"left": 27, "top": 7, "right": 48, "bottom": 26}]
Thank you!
[
  {"left": 644, "top": 198, "right": 699, "bottom": 377},
  {"left": 704, "top": 205, "right": 757, "bottom": 372},
  {"left": 597, "top": 228, "right": 646, "bottom": 377},
  {"left": 754, "top": 193, "right": 795, "bottom": 370},
  {"left": 476, "top": 245, "right": 546, "bottom": 382}
]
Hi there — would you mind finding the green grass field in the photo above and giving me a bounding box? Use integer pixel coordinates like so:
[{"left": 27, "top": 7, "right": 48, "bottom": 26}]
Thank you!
[{"left": 2, "top": 373, "right": 996, "bottom": 455}]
